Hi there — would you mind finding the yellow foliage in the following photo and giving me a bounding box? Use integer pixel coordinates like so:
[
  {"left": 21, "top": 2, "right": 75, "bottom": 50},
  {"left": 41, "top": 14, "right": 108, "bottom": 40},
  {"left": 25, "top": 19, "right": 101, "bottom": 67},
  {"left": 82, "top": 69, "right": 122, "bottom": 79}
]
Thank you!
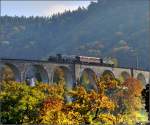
[
  {"left": 98, "top": 113, "right": 116, "bottom": 125},
  {"left": 0, "top": 76, "right": 148, "bottom": 124}
]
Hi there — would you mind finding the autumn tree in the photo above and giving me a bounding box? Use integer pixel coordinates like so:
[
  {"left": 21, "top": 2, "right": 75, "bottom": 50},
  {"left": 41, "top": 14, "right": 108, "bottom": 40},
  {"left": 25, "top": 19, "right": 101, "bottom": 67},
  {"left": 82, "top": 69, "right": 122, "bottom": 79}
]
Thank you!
[
  {"left": 113, "top": 78, "right": 148, "bottom": 124},
  {"left": 0, "top": 76, "right": 148, "bottom": 124},
  {"left": 0, "top": 81, "right": 63, "bottom": 124},
  {"left": 38, "top": 75, "right": 119, "bottom": 124}
]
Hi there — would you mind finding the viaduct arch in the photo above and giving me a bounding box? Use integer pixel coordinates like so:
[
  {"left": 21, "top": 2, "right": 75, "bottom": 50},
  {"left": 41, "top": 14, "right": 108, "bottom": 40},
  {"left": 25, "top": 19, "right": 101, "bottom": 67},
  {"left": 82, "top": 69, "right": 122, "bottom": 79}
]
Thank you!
[
  {"left": 0, "top": 58, "right": 149, "bottom": 88},
  {"left": 0, "top": 63, "right": 21, "bottom": 82},
  {"left": 137, "top": 73, "right": 146, "bottom": 86},
  {"left": 52, "top": 66, "right": 73, "bottom": 89},
  {"left": 24, "top": 64, "right": 49, "bottom": 83},
  {"left": 102, "top": 70, "right": 115, "bottom": 78},
  {"left": 121, "top": 71, "right": 130, "bottom": 81},
  {"left": 80, "top": 68, "right": 97, "bottom": 91}
]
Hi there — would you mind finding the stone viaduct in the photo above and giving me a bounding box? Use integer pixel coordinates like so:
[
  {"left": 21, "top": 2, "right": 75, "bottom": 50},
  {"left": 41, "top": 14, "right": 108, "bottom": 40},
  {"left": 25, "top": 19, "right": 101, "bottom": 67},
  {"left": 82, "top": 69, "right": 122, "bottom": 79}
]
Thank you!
[{"left": 0, "top": 56, "right": 149, "bottom": 88}]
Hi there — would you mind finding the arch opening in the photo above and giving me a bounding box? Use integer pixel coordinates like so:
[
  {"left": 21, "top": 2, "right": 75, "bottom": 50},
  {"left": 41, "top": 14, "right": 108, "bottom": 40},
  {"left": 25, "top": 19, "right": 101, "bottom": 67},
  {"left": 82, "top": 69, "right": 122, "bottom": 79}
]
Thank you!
[
  {"left": 137, "top": 73, "right": 146, "bottom": 86},
  {"left": 80, "top": 68, "right": 97, "bottom": 91},
  {"left": 25, "top": 65, "right": 49, "bottom": 83},
  {"left": 102, "top": 70, "right": 115, "bottom": 79},
  {"left": 53, "top": 66, "right": 73, "bottom": 89},
  {"left": 1, "top": 63, "right": 21, "bottom": 82},
  {"left": 121, "top": 71, "right": 130, "bottom": 81}
]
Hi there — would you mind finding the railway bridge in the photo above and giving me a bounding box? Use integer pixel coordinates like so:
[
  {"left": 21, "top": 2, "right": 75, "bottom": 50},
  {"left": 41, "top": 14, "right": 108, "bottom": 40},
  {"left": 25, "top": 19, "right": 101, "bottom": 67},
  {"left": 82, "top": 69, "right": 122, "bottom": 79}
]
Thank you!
[{"left": 0, "top": 55, "right": 149, "bottom": 88}]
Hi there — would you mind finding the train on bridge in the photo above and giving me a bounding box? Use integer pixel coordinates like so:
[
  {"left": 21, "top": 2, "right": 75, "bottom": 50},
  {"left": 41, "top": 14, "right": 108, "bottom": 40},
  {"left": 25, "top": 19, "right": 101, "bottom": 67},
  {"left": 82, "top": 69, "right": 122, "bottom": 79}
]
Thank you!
[{"left": 48, "top": 54, "right": 112, "bottom": 66}]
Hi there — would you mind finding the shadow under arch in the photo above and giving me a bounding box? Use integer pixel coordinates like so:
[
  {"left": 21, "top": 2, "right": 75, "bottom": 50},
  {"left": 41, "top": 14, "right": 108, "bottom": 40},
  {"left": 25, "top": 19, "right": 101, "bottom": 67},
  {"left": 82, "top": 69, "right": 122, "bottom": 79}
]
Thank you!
[
  {"left": 137, "top": 73, "right": 146, "bottom": 86},
  {"left": 102, "top": 70, "right": 115, "bottom": 79},
  {"left": 121, "top": 71, "right": 130, "bottom": 81},
  {"left": 25, "top": 64, "right": 49, "bottom": 83},
  {"left": 80, "top": 68, "right": 97, "bottom": 91},
  {"left": 53, "top": 66, "right": 73, "bottom": 89},
  {"left": 1, "top": 63, "right": 21, "bottom": 82}
]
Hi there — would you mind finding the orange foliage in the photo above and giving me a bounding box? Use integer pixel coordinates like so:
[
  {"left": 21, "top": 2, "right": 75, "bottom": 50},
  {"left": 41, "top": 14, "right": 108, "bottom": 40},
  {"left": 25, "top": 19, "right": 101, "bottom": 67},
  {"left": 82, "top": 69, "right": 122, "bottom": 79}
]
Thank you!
[
  {"left": 40, "top": 97, "right": 64, "bottom": 113},
  {"left": 123, "top": 78, "right": 143, "bottom": 97}
]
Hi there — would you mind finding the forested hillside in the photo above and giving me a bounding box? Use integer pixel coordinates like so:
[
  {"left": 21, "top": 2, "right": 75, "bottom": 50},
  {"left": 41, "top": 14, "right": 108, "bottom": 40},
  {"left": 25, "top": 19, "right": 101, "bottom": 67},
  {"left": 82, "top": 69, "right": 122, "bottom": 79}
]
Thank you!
[{"left": 0, "top": 0, "right": 149, "bottom": 70}]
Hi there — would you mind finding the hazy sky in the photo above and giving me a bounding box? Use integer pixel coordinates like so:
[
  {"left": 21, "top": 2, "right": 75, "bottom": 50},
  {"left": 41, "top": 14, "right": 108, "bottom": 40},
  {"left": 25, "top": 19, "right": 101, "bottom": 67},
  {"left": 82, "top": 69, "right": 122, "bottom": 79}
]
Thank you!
[{"left": 1, "top": 1, "right": 94, "bottom": 17}]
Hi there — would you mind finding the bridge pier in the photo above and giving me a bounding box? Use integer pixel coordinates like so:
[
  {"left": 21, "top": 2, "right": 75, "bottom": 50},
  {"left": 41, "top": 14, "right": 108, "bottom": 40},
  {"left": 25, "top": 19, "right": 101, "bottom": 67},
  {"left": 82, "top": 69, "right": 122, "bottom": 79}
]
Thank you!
[{"left": 44, "top": 64, "right": 54, "bottom": 84}]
